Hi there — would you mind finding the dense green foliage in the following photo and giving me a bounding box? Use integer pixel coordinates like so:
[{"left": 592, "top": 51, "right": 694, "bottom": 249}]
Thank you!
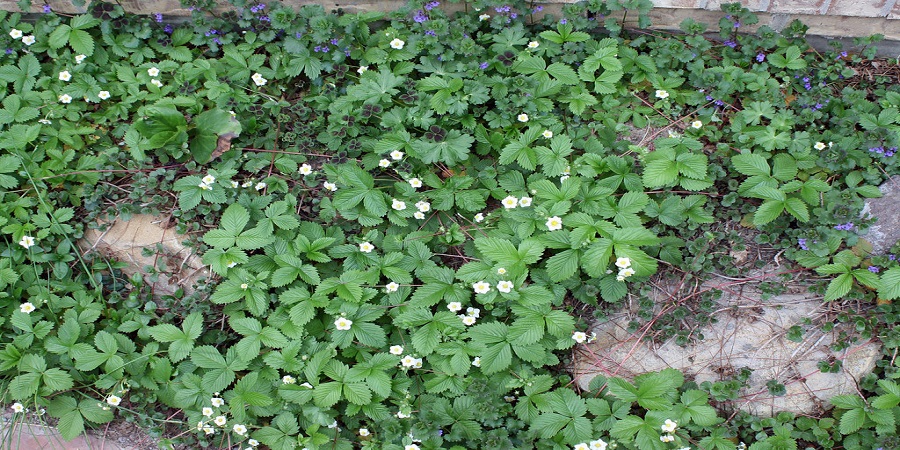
[{"left": 1, "top": 0, "right": 899, "bottom": 449}]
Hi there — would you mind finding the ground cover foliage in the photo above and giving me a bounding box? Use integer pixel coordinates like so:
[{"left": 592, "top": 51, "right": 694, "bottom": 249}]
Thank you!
[{"left": 1, "top": 0, "right": 900, "bottom": 448}]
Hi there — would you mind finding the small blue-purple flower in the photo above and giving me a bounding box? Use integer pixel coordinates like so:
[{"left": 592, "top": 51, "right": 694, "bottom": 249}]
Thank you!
[
  {"left": 756, "top": 52, "right": 765, "bottom": 62},
  {"left": 425, "top": 1, "right": 440, "bottom": 10},
  {"left": 724, "top": 40, "right": 737, "bottom": 48},
  {"left": 43, "top": 4, "right": 51, "bottom": 13},
  {"left": 532, "top": 5, "right": 543, "bottom": 12},
  {"left": 479, "top": 61, "right": 489, "bottom": 69},
  {"left": 560, "top": 18, "right": 567, "bottom": 24},
  {"left": 413, "top": 10, "right": 428, "bottom": 23},
  {"left": 889, "top": 254, "right": 896, "bottom": 261},
  {"left": 798, "top": 238, "right": 809, "bottom": 251},
  {"left": 164, "top": 24, "right": 173, "bottom": 34},
  {"left": 733, "top": 21, "right": 741, "bottom": 28},
  {"left": 154, "top": 13, "right": 163, "bottom": 22},
  {"left": 868, "top": 266, "right": 880, "bottom": 273},
  {"left": 425, "top": 30, "right": 436, "bottom": 36}
]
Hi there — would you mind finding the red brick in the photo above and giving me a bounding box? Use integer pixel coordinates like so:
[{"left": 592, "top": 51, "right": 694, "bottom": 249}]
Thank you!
[
  {"left": 653, "top": 0, "right": 704, "bottom": 8},
  {"left": 828, "top": 0, "right": 890, "bottom": 16},
  {"left": 769, "top": 0, "right": 829, "bottom": 14}
]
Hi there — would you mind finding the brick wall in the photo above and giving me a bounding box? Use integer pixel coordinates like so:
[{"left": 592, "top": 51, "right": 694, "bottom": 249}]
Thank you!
[
  {"left": 2, "top": 0, "right": 898, "bottom": 44},
  {"left": 3, "top": 0, "right": 899, "bottom": 17},
  {"left": 655, "top": 0, "right": 899, "bottom": 18}
]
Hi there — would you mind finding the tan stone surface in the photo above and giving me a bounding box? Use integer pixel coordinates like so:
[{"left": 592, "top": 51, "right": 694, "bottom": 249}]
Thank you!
[
  {"left": 79, "top": 215, "right": 209, "bottom": 299},
  {"left": 572, "top": 265, "right": 881, "bottom": 417}
]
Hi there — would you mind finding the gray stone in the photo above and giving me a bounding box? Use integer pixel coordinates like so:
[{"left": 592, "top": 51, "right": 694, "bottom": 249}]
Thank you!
[
  {"left": 861, "top": 175, "right": 900, "bottom": 255},
  {"left": 572, "top": 265, "right": 881, "bottom": 417}
]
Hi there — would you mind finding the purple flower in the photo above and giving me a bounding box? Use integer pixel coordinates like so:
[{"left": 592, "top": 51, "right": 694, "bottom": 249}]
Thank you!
[
  {"left": 344, "top": 48, "right": 351, "bottom": 56},
  {"left": 868, "top": 266, "right": 880, "bottom": 273},
  {"left": 413, "top": 10, "right": 428, "bottom": 22},
  {"left": 560, "top": 18, "right": 567, "bottom": 24},
  {"left": 834, "top": 222, "right": 854, "bottom": 231},
  {"left": 889, "top": 254, "right": 896, "bottom": 261},
  {"left": 836, "top": 51, "right": 847, "bottom": 60},
  {"left": 330, "top": 38, "right": 339, "bottom": 45},
  {"left": 533, "top": 5, "right": 543, "bottom": 12},
  {"left": 714, "top": 100, "right": 725, "bottom": 107},
  {"left": 164, "top": 24, "right": 173, "bottom": 34},
  {"left": 798, "top": 238, "right": 809, "bottom": 250},
  {"left": 425, "top": 1, "right": 440, "bottom": 10},
  {"left": 756, "top": 52, "right": 765, "bottom": 62},
  {"left": 724, "top": 40, "right": 737, "bottom": 48},
  {"left": 154, "top": 13, "right": 163, "bottom": 22},
  {"left": 479, "top": 61, "right": 489, "bottom": 69},
  {"left": 5, "top": 48, "right": 12, "bottom": 55},
  {"left": 494, "top": 5, "right": 511, "bottom": 13},
  {"left": 705, "top": 95, "right": 714, "bottom": 101},
  {"left": 510, "top": 12, "right": 518, "bottom": 19},
  {"left": 213, "top": 37, "right": 221, "bottom": 45},
  {"left": 259, "top": 15, "right": 270, "bottom": 22},
  {"left": 43, "top": 4, "right": 51, "bottom": 13},
  {"left": 733, "top": 21, "right": 741, "bottom": 28},
  {"left": 425, "top": 30, "right": 436, "bottom": 36},
  {"left": 295, "top": 32, "right": 303, "bottom": 38}
]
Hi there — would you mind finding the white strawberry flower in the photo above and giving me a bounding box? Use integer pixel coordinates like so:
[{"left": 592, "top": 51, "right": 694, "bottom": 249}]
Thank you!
[
  {"left": 472, "top": 356, "right": 481, "bottom": 367},
  {"left": 59, "top": 71, "right": 72, "bottom": 81},
  {"left": 447, "top": 302, "right": 462, "bottom": 312},
  {"left": 390, "top": 150, "right": 404, "bottom": 160},
  {"left": 98, "top": 90, "right": 111, "bottom": 100},
  {"left": 661, "top": 419, "right": 678, "bottom": 433},
  {"left": 359, "top": 242, "right": 374, "bottom": 253},
  {"left": 615, "top": 257, "right": 631, "bottom": 269},
  {"left": 20, "top": 302, "right": 36, "bottom": 313},
  {"left": 519, "top": 196, "right": 532, "bottom": 207},
  {"left": 21, "top": 35, "right": 35, "bottom": 45},
  {"left": 10, "top": 29, "right": 23, "bottom": 39},
  {"left": 655, "top": 89, "right": 669, "bottom": 99},
  {"left": 415, "top": 201, "right": 430, "bottom": 212},
  {"left": 542, "top": 130, "right": 553, "bottom": 138},
  {"left": 474, "top": 213, "right": 484, "bottom": 222},
  {"left": 299, "top": 163, "right": 312, "bottom": 175},
  {"left": 389, "top": 345, "right": 404, "bottom": 355},
  {"left": 502, "top": 196, "right": 518, "bottom": 209},
  {"left": 59, "top": 94, "right": 73, "bottom": 104},
  {"left": 517, "top": 113, "right": 529, "bottom": 122},
  {"left": 691, "top": 120, "right": 703, "bottom": 129},
  {"left": 385, "top": 282, "right": 400, "bottom": 292},
  {"left": 546, "top": 216, "right": 563, "bottom": 231},
  {"left": 379, "top": 159, "right": 391, "bottom": 168},
  {"left": 323, "top": 181, "right": 337, "bottom": 192},
  {"left": 413, "top": 211, "right": 425, "bottom": 220},
  {"left": 282, "top": 375, "right": 296, "bottom": 384},
  {"left": 392, "top": 199, "right": 406, "bottom": 210},
  {"left": 11, "top": 403, "right": 24, "bottom": 413},
  {"left": 106, "top": 395, "right": 122, "bottom": 406},
  {"left": 75, "top": 54, "right": 87, "bottom": 64},
  {"left": 472, "top": 281, "right": 491, "bottom": 294},
  {"left": 497, "top": 280, "right": 513, "bottom": 293},
  {"left": 214, "top": 415, "right": 227, "bottom": 426},
  {"left": 572, "top": 331, "right": 588, "bottom": 343},
  {"left": 334, "top": 317, "right": 353, "bottom": 330},
  {"left": 202, "top": 407, "right": 214, "bottom": 416},
  {"left": 527, "top": 41, "right": 539, "bottom": 49},
  {"left": 357, "top": 66, "right": 368, "bottom": 74},
  {"left": 409, "top": 177, "right": 422, "bottom": 188},
  {"left": 18, "top": 235, "right": 36, "bottom": 249},
  {"left": 461, "top": 315, "right": 477, "bottom": 326},
  {"left": 148, "top": 67, "right": 160, "bottom": 77},
  {"left": 390, "top": 38, "right": 405, "bottom": 49}
]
